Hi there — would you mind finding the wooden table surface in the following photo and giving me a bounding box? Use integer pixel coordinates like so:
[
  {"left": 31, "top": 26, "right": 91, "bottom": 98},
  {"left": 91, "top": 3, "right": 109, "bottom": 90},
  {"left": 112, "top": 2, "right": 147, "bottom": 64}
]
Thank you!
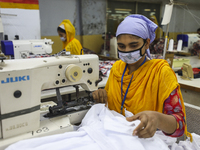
[{"left": 176, "top": 74, "right": 200, "bottom": 92}]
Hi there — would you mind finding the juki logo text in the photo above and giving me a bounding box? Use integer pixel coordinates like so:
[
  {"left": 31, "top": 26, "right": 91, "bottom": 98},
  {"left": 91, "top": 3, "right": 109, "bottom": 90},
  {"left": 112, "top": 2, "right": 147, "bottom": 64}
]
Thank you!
[{"left": 1, "top": 76, "right": 30, "bottom": 84}]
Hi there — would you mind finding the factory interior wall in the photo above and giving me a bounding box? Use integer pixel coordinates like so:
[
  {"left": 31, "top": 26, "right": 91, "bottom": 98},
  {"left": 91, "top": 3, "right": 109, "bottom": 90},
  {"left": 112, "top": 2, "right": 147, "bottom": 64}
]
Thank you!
[
  {"left": 0, "top": 0, "right": 40, "bottom": 40},
  {"left": 132, "top": 0, "right": 200, "bottom": 41},
  {"left": 39, "top": 0, "right": 106, "bottom": 54},
  {"left": 79, "top": 0, "right": 106, "bottom": 54},
  {"left": 39, "top": 0, "right": 200, "bottom": 54},
  {"left": 160, "top": 1, "right": 200, "bottom": 41},
  {"left": 39, "top": 0, "right": 77, "bottom": 37},
  {"left": 166, "top": 4, "right": 200, "bottom": 33},
  {"left": 81, "top": 35, "right": 104, "bottom": 54}
]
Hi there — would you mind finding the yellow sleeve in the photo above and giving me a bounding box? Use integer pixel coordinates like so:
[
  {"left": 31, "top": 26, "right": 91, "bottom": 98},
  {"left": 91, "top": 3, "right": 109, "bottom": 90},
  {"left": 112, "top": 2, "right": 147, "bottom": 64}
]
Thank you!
[
  {"left": 104, "top": 70, "right": 112, "bottom": 93},
  {"left": 158, "top": 65, "right": 179, "bottom": 104},
  {"left": 65, "top": 38, "right": 83, "bottom": 55}
]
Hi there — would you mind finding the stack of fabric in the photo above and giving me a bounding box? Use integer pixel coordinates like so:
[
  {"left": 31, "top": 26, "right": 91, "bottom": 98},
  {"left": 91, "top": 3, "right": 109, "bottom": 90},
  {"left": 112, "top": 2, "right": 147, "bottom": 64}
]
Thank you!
[{"left": 99, "top": 60, "right": 116, "bottom": 77}]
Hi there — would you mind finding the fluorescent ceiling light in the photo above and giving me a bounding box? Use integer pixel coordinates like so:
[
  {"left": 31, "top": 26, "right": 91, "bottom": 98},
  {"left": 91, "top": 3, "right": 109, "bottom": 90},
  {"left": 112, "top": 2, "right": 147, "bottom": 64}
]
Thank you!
[
  {"left": 111, "top": 14, "right": 122, "bottom": 16},
  {"left": 115, "top": 8, "right": 132, "bottom": 11},
  {"left": 144, "top": 9, "right": 151, "bottom": 11},
  {"left": 115, "top": 11, "right": 130, "bottom": 13}
]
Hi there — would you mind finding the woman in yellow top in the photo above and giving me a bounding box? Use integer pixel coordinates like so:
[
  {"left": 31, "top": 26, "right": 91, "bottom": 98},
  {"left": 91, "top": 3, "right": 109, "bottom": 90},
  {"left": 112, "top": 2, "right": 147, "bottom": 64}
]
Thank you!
[
  {"left": 150, "top": 15, "right": 163, "bottom": 40},
  {"left": 92, "top": 15, "right": 192, "bottom": 140},
  {"left": 57, "top": 19, "right": 83, "bottom": 55}
]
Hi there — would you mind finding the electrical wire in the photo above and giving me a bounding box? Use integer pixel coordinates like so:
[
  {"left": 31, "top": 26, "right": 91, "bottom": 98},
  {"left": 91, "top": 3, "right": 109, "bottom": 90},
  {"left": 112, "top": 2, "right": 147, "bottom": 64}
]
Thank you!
[{"left": 178, "top": 5, "right": 200, "bottom": 26}]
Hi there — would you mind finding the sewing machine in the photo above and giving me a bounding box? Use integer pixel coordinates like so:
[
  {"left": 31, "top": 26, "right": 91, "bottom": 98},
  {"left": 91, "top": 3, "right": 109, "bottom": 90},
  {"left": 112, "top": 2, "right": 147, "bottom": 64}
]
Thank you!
[
  {"left": 177, "top": 34, "right": 200, "bottom": 52},
  {"left": 0, "top": 54, "right": 100, "bottom": 149},
  {"left": 1, "top": 38, "right": 53, "bottom": 59}
]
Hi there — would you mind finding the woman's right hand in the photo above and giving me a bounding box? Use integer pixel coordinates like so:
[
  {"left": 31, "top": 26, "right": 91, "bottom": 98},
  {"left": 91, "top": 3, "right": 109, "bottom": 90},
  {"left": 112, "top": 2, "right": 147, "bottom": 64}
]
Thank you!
[{"left": 92, "top": 89, "right": 107, "bottom": 104}]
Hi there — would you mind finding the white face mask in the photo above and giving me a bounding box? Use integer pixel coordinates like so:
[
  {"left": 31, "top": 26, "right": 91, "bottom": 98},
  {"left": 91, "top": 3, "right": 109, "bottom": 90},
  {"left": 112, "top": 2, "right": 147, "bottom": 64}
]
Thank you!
[
  {"left": 118, "top": 40, "right": 146, "bottom": 64},
  {"left": 60, "top": 37, "right": 66, "bottom": 41},
  {"left": 118, "top": 50, "right": 143, "bottom": 64}
]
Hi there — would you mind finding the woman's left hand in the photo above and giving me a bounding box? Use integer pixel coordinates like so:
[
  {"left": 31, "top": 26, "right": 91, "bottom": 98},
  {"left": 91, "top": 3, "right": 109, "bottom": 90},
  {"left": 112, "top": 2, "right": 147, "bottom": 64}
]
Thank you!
[{"left": 126, "top": 111, "right": 159, "bottom": 138}]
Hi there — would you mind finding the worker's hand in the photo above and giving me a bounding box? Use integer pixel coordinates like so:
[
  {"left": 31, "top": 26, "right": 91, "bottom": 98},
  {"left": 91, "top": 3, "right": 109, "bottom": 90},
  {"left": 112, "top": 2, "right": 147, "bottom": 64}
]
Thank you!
[
  {"left": 126, "top": 111, "right": 159, "bottom": 138},
  {"left": 92, "top": 89, "right": 107, "bottom": 104}
]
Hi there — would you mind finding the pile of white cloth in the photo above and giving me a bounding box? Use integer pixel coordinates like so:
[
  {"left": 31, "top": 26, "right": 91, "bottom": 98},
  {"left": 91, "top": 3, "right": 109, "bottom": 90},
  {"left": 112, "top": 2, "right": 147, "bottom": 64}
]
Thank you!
[
  {"left": 6, "top": 104, "right": 200, "bottom": 150},
  {"left": 156, "top": 131, "right": 200, "bottom": 150},
  {"left": 6, "top": 104, "right": 169, "bottom": 150}
]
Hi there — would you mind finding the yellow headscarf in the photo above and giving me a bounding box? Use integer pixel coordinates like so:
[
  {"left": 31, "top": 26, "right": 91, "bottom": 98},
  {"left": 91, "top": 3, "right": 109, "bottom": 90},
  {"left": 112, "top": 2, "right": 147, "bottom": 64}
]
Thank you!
[
  {"left": 59, "top": 19, "right": 83, "bottom": 55},
  {"left": 150, "top": 15, "right": 163, "bottom": 40},
  {"left": 105, "top": 59, "right": 192, "bottom": 141}
]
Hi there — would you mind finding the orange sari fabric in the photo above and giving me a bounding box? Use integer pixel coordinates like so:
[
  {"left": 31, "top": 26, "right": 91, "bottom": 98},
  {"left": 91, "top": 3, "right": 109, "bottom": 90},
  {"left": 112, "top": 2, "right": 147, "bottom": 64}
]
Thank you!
[{"left": 105, "top": 59, "right": 192, "bottom": 140}]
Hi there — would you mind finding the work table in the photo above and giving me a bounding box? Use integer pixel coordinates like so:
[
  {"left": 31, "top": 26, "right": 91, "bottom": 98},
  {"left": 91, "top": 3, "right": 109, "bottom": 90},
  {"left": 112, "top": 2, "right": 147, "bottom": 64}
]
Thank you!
[
  {"left": 172, "top": 56, "right": 200, "bottom": 71},
  {"left": 176, "top": 73, "right": 200, "bottom": 92},
  {"left": 173, "top": 55, "right": 200, "bottom": 106},
  {"left": 176, "top": 73, "right": 200, "bottom": 106}
]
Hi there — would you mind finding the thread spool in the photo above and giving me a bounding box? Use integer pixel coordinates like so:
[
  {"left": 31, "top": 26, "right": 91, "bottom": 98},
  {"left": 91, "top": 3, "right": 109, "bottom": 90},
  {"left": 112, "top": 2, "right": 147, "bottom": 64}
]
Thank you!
[
  {"left": 177, "top": 40, "right": 183, "bottom": 51},
  {"left": 168, "top": 39, "right": 174, "bottom": 51}
]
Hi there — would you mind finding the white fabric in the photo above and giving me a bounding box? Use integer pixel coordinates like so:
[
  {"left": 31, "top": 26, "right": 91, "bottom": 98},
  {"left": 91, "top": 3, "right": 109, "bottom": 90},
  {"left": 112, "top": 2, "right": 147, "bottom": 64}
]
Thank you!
[
  {"left": 151, "top": 129, "right": 200, "bottom": 150},
  {"left": 191, "top": 133, "right": 200, "bottom": 149},
  {"left": 156, "top": 131, "right": 177, "bottom": 148},
  {"left": 59, "top": 24, "right": 65, "bottom": 30},
  {"left": 60, "top": 36, "right": 66, "bottom": 41},
  {"left": 6, "top": 104, "right": 169, "bottom": 150},
  {"left": 124, "top": 108, "right": 134, "bottom": 117},
  {"left": 175, "top": 133, "right": 200, "bottom": 150},
  {"left": 118, "top": 50, "right": 142, "bottom": 64}
]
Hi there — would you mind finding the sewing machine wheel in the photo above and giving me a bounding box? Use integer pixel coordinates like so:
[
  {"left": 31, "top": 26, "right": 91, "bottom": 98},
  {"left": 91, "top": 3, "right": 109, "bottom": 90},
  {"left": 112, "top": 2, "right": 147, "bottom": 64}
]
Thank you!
[{"left": 65, "top": 64, "right": 83, "bottom": 82}]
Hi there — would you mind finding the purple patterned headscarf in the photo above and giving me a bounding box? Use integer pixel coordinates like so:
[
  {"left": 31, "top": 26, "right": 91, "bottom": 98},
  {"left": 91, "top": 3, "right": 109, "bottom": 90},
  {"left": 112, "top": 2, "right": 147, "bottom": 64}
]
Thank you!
[{"left": 116, "top": 14, "right": 158, "bottom": 59}]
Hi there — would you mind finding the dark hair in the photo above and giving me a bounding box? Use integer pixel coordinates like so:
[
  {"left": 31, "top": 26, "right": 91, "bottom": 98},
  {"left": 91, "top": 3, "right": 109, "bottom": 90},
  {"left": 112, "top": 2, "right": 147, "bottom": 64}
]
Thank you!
[
  {"left": 197, "top": 28, "right": 200, "bottom": 32},
  {"left": 57, "top": 27, "right": 66, "bottom": 34}
]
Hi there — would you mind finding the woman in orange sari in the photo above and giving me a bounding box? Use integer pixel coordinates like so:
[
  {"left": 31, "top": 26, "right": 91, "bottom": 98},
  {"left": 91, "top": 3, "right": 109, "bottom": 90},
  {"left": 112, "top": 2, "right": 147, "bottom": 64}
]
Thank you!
[{"left": 93, "top": 15, "right": 192, "bottom": 140}]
